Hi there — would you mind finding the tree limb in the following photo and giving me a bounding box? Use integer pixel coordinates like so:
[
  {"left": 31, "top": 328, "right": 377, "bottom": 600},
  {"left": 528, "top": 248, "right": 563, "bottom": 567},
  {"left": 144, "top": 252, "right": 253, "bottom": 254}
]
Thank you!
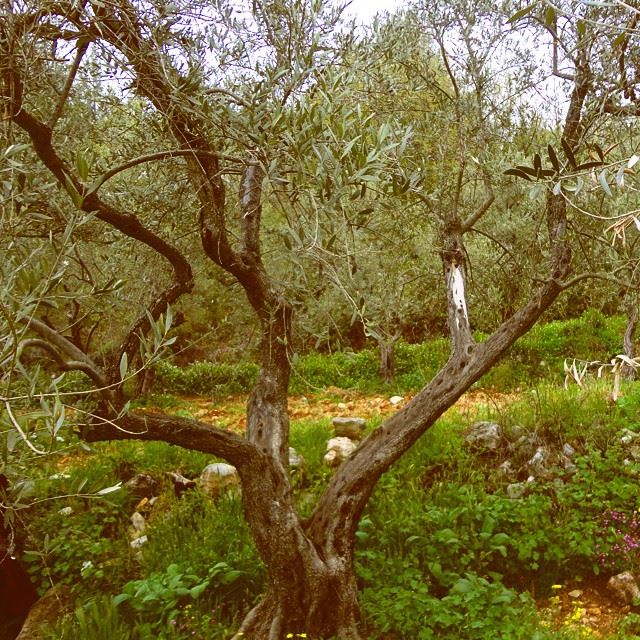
[
  {"left": 88, "top": 149, "right": 249, "bottom": 196},
  {"left": 461, "top": 188, "right": 494, "bottom": 233},
  {"left": 49, "top": 38, "right": 89, "bottom": 129},
  {"left": 17, "top": 318, "right": 110, "bottom": 392},
  {"left": 82, "top": 409, "right": 259, "bottom": 470},
  {"left": 204, "top": 86, "right": 251, "bottom": 108}
]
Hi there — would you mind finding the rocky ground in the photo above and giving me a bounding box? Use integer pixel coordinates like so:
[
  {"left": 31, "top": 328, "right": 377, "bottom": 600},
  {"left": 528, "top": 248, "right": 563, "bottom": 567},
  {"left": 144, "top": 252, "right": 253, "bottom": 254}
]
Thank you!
[{"left": 140, "top": 387, "right": 638, "bottom": 637}]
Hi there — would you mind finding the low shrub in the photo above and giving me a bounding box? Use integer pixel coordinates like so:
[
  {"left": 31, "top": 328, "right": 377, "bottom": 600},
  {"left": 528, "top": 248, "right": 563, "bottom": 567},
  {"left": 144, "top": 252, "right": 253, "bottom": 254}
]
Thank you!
[
  {"left": 154, "top": 361, "right": 259, "bottom": 396},
  {"left": 151, "top": 311, "right": 626, "bottom": 396}
]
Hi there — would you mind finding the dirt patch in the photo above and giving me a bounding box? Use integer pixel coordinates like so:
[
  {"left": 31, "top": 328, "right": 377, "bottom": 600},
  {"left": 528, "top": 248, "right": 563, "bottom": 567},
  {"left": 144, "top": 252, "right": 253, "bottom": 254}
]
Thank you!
[
  {"left": 176, "top": 387, "right": 516, "bottom": 432},
  {"left": 538, "top": 576, "right": 632, "bottom": 638}
]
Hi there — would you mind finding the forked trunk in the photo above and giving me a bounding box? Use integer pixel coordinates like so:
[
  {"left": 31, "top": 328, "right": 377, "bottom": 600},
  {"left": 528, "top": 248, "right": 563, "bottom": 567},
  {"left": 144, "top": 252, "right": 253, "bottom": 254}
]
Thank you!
[{"left": 234, "top": 536, "right": 361, "bottom": 640}]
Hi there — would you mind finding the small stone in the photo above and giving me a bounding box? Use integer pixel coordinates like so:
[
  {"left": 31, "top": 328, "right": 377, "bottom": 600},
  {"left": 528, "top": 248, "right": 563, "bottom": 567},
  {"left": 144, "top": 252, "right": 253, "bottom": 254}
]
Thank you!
[
  {"left": 289, "top": 447, "right": 305, "bottom": 469},
  {"left": 527, "top": 446, "right": 553, "bottom": 477},
  {"left": 124, "top": 473, "right": 159, "bottom": 498},
  {"left": 507, "top": 482, "right": 526, "bottom": 499},
  {"left": 465, "top": 422, "right": 503, "bottom": 452},
  {"left": 58, "top": 506, "right": 73, "bottom": 516},
  {"left": 509, "top": 425, "right": 526, "bottom": 441},
  {"left": 324, "top": 437, "right": 357, "bottom": 468},
  {"left": 332, "top": 417, "right": 366, "bottom": 439},
  {"left": 200, "top": 463, "right": 239, "bottom": 497},
  {"left": 130, "top": 512, "right": 145, "bottom": 533},
  {"left": 337, "top": 402, "right": 348, "bottom": 411},
  {"left": 389, "top": 396, "right": 404, "bottom": 406},
  {"left": 48, "top": 473, "right": 71, "bottom": 481},
  {"left": 497, "top": 460, "right": 514, "bottom": 478},
  {"left": 512, "top": 434, "right": 540, "bottom": 457},
  {"left": 568, "top": 589, "right": 583, "bottom": 599},
  {"left": 563, "top": 443, "right": 576, "bottom": 458},
  {"left": 607, "top": 571, "right": 640, "bottom": 605},
  {"left": 130, "top": 535, "right": 148, "bottom": 549},
  {"left": 619, "top": 428, "right": 640, "bottom": 445}
]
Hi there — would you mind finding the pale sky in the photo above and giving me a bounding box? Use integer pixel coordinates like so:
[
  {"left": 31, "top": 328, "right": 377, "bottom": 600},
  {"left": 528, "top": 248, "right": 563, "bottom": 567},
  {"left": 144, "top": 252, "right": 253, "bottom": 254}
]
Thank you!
[{"left": 345, "top": 0, "right": 405, "bottom": 22}]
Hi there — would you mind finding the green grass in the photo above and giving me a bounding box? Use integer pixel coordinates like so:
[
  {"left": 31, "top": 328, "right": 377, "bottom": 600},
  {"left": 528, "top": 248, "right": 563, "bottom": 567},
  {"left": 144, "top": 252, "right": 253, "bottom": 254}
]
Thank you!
[
  {"left": 153, "top": 310, "right": 626, "bottom": 397},
  {"left": 14, "top": 308, "right": 640, "bottom": 639}
]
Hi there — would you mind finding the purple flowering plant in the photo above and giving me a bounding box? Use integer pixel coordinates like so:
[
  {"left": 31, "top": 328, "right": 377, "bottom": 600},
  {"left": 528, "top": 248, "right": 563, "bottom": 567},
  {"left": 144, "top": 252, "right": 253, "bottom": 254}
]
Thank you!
[{"left": 595, "top": 509, "right": 640, "bottom": 574}]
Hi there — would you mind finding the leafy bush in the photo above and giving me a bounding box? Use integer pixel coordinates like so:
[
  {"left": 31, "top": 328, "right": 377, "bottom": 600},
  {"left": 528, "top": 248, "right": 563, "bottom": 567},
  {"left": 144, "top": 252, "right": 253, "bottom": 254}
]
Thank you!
[
  {"left": 361, "top": 569, "right": 553, "bottom": 639},
  {"left": 114, "top": 562, "right": 241, "bottom": 625},
  {"left": 151, "top": 311, "right": 626, "bottom": 395},
  {"left": 154, "top": 361, "right": 259, "bottom": 396},
  {"left": 140, "top": 491, "right": 262, "bottom": 616},
  {"left": 22, "top": 465, "right": 133, "bottom": 596}
]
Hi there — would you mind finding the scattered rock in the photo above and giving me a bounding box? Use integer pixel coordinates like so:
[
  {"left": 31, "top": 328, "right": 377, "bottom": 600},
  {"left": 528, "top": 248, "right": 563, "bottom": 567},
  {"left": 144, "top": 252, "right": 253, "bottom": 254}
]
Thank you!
[
  {"left": 497, "top": 460, "right": 514, "bottom": 479},
  {"left": 506, "top": 482, "right": 526, "bottom": 499},
  {"left": 324, "top": 437, "right": 357, "bottom": 467},
  {"left": 337, "top": 402, "right": 348, "bottom": 411},
  {"left": 130, "top": 512, "right": 145, "bottom": 534},
  {"left": 124, "top": 473, "right": 159, "bottom": 499},
  {"left": 332, "top": 417, "right": 366, "bottom": 440},
  {"left": 389, "top": 396, "right": 404, "bottom": 406},
  {"left": 607, "top": 571, "right": 640, "bottom": 605},
  {"left": 289, "top": 447, "right": 305, "bottom": 469},
  {"left": 562, "top": 457, "right": 578, "bottom": 475},
  {"left": 563, "top": 443, "right": 577, "bottom": 458},
  {"left": 619, "top": 429, "right": 640, "bottom": 446},
  {"left": 130, "top": 535, "right": 148, "bottom": 549},
  {"left": 465, "top": 421, "right": 503, "bottom": 452},
  {"left": 57, "top": 506, "right": 73, "bottom": 516},
  {"left": 200, "top": 463, "right": 239, "bottom": 496},
  {"left": 512, "top": 434, "right": 541, "bottom": 458},
  {"left": 569, "top": 589, "right": 583, "bottom": 599},
  {"left": 166, "top": 471, "right": 197, "bottom": 497},
  {"left": 508, "top": 424, "right": 526, "bottom": 441},
  {"left": 48, "top": 473, "right": 70, "bottom": 481},
  {"left": 527, "top": 446, "right": 553, "bottom": 478}
]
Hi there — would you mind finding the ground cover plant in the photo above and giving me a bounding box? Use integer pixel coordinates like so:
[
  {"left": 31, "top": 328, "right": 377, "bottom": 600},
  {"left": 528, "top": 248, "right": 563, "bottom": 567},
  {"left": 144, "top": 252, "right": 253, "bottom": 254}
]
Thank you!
[{"left": 8, "top": 314, "right": 640, "bottom": 639}]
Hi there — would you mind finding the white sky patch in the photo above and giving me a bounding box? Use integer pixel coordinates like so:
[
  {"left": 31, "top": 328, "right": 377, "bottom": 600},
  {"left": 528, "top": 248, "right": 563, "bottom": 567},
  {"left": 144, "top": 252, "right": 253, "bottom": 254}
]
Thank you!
[{"left": 344, "top": 0, "right": 406, "bottom": 23}]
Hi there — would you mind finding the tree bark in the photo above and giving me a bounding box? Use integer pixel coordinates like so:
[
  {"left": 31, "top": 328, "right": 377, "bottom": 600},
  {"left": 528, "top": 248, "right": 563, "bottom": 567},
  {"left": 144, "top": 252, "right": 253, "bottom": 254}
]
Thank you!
[
  {"left": 378, "top": 338, "right": 396, "bottom": 384},
  {"left": 623, "top": 292, "right": 638, "bottom": 379}
]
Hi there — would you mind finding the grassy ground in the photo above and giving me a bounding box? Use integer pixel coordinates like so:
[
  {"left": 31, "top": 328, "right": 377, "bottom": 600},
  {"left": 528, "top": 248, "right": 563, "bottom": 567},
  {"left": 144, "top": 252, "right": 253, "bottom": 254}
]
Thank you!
[
  {"left": 11, "top": 381, "right": 639, "bottom": 639},
  {"left": 7, "top": 310, "right": 640, "bottom": 639}
]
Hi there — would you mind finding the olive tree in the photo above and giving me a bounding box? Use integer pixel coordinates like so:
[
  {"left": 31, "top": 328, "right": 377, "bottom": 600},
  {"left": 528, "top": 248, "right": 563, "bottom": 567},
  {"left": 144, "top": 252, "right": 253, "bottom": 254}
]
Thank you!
[{"left": 1, "top": 0, "right": 639, "bottom": 637}]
